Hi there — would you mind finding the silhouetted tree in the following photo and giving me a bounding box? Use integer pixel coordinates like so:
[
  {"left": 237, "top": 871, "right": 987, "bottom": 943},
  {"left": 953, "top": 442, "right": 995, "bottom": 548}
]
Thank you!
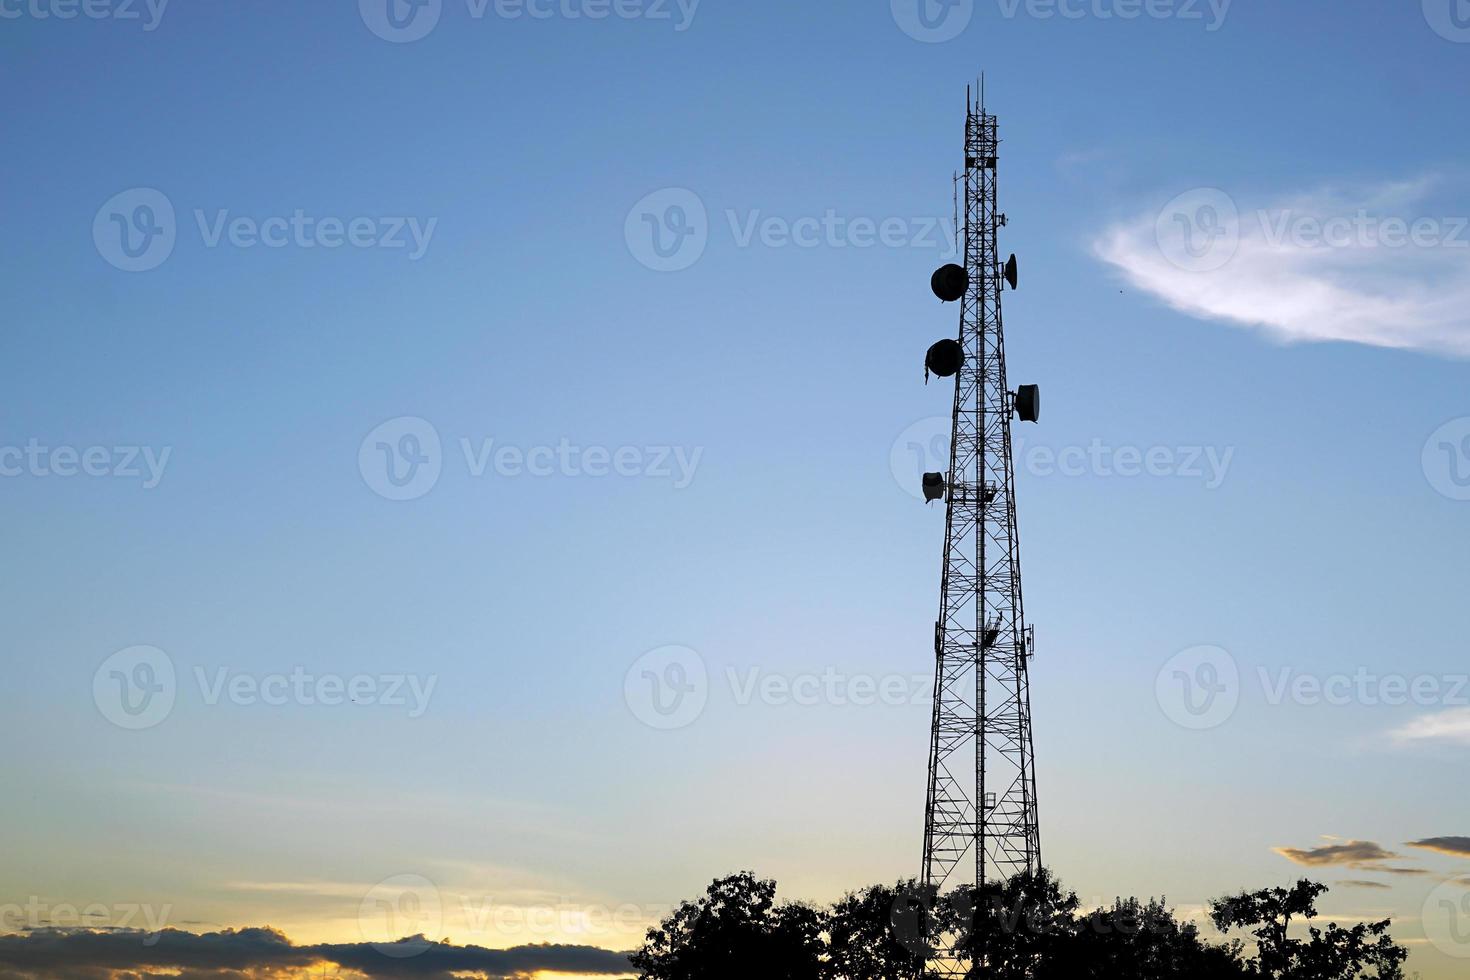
[
  {"left": 946, "top": 869, "right": 1079, "bottom": 979},
  {"left": 823, "top": 880, "right": 936, "bottom": 980},
  {"left": 1039, "top": 896, "right": 1246, "bottom": 980},
  {"left": 1210, "top": 880, "right": 1407, "bottom": 980},
  {"left": 630, "top": 871, "right": 823, "bottom": 980},
  {"left": 633, "top": 872, "right": 1407, "bottom": 980}
]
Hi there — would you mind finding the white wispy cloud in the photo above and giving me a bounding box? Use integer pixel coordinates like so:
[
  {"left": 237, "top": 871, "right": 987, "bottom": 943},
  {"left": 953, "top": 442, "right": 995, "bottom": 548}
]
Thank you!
[
  {"left": 1093, "top": 177, "right": 1470, "bottom": 357},
  {"left": 1391, "top": 707, "right": 1470, "bottom": 745}
]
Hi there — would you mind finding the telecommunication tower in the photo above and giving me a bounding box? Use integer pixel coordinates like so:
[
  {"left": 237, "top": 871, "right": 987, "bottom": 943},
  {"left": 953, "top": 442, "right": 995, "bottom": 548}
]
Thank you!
[{"left": 917, "top": 85, "right": 1042, "bottom": 962}]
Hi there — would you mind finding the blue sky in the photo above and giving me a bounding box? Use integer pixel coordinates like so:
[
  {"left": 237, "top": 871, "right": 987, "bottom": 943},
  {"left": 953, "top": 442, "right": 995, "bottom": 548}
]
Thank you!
[{"left": 4, "top": 1, "right": 1470, "bottom": 977}]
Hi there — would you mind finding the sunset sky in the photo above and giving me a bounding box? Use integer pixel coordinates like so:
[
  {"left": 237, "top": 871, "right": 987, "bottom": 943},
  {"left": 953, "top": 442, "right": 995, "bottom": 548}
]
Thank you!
[{"left": 3, "top": 1, "right": 1469, "bottom": 977}]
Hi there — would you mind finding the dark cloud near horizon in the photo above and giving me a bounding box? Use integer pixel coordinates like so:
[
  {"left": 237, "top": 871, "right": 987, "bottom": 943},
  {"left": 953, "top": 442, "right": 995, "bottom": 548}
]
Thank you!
[
  {"left": 1273, "top": 839, "right": 1438, "bottom": 883},
  {"left": 1406, "top": 836, "right": 1470, "bottom": 858},
  {"left": 1336, "top": 880, "right": 1392, "bottom": 890},
  {"left": 1273, "top": 840, "right": 1402, "bottom": 868},
  {"left": 0, "top": 926, "right": 634, "bottom": 980}
]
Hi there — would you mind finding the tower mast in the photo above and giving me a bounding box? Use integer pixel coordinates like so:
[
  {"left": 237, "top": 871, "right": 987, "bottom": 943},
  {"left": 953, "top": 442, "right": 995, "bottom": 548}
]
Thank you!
[{"left": 919, "top": 86, "right": 1042, "bottom": 970}]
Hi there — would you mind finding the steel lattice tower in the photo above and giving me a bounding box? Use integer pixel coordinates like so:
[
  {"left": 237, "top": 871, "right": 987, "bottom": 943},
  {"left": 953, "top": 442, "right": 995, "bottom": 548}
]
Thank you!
[{"left": 920, "top": 88, "right": 1041, "bottom": 948}]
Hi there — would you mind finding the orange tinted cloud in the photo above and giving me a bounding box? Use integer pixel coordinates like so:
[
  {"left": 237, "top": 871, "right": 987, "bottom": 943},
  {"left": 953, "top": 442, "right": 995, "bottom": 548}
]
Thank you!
[
  {"left": 1273, "top": 840, "right": 1400, "bottom": 868},
  {"left": 0, "top": 926, "right": 633, "bottom": 980},
  {"left": 1406, "top": 837, "right": 1470, "bottom": 858}
]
